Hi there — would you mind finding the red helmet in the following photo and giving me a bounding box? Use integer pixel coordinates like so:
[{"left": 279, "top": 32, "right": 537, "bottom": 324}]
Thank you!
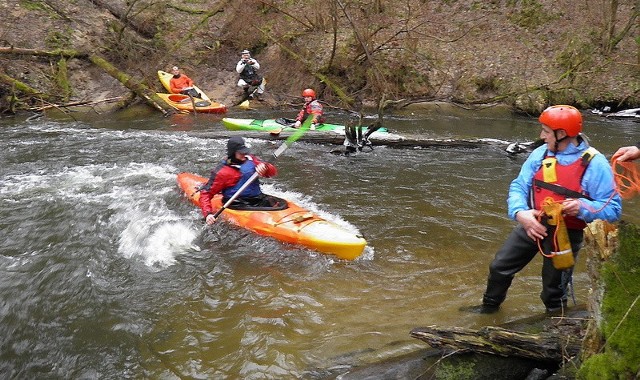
[
  {"left": 302, "top": 88, "right": 316, "bottom": 98},
  {"left": 538, "top": 105, "right": 582, "bottom": 137}
]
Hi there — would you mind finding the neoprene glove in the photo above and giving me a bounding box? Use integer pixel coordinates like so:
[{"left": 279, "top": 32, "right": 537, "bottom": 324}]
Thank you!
[{"left": 256, "top": 163, "right": 268, "bottom": 176}]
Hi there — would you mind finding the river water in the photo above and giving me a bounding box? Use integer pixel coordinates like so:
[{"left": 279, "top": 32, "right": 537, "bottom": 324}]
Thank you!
[{"left": 1, "top": 105, "right": 638, "bottom": 378}]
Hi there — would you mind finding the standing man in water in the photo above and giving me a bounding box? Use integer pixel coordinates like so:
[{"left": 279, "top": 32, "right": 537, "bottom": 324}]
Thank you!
[{"left": 465, "top": 105, "right": 621, "bottom": 314}]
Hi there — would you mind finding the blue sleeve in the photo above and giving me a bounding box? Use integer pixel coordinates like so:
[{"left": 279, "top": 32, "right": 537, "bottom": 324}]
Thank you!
[
  {"left": 507, "top": 147, "right": 545, "bottom": 220},
  {"left": 578, "top": 154, "right": 622, "bottom": 223}
]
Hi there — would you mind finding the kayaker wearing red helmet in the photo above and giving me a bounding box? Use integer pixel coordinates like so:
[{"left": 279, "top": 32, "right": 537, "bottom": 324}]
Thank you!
[
  {"left": 294, "top": 88, "right": 325, "bottom": 130},
  {"left": 464, "top": 105, "right": 621, "bottom": 315}
]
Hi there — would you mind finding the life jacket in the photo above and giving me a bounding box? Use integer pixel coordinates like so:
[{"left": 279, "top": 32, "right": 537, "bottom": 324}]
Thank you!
[
  {"left": 169, "top": 74, "right": 193, "bottom": 94},
  {"left": 296, "top": 100, "right": 325, "bottom": 124},
  {"left": 239, "top": 63, "right": 262, "bottom": 83},
  {"left": 530, "top": 147, "right": 598, "bottom": 230},
  {"left": 222, "top": 157, "right": 262, "bottom": 199}
]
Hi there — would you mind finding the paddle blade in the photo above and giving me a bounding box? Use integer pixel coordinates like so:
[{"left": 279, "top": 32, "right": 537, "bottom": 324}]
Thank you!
[
  {"left": 239, "top": 100, "right": 250, "bottom": 109},
  {"left": 272, "top": 116, "right": 314, "bottom": 159},
  {"left": 269, "top": 128, "right": 283, "bottom": 136}
]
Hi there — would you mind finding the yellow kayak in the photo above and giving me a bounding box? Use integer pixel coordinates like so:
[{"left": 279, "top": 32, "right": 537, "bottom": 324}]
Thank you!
[{"left": 177, "top": 172, "right": 367, "bottom": 260}]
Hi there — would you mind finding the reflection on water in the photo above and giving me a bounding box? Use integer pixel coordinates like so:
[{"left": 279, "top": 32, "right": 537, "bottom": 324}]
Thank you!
[{"left": 0, "top": 107, "right": 637, "bottom": 378}]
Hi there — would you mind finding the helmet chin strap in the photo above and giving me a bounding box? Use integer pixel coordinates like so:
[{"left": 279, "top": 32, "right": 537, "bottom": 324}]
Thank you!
[{"left": 553, "top": 130, "right": 569, "bottom": 152}]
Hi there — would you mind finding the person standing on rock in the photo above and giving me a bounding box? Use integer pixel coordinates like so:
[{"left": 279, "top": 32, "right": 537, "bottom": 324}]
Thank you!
[
  {"left": 464, "top": 105, "right": 621, "bottom": 315},
  {"left": 236, "top": 50, "right": 265, "bottom": 101}
]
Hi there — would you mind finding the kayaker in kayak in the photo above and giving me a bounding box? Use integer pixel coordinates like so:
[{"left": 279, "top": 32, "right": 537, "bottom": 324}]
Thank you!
[
  {"left": 169, "top": 66, "right": 201, "bottom": 98},
  {"left": 236, "top": 50, "right": 265, "bottom": 101},
  {"left": 200, "top": 136, "right": 279, "bottom": 225},
  {"left": 293, "top": 88, "right": 325, "bottom": 130}
]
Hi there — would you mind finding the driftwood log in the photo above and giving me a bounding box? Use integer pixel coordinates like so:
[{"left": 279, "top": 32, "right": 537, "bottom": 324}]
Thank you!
[
  {"left": 28, "top": 97, "right": 124, "bottom": 112},
  {"left": 410, "top": 325, "right": 581, "bottom": 363},
  {"left": 193, "top": 129, "right": 524, "bottom": 151}
]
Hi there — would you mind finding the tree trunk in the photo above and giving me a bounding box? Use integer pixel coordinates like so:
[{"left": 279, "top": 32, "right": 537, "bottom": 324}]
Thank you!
[
  {"left": 194, "top": 129, "right": 524, "bottom": 151},
  {"left": 0, "top": 70, "right": 48, "bottom": 98},
  {"left": 86, "top": 54, "right": 175, "bottom": 115},
  {"left": 0, "top": 47, "right": 176, "bottom": 115},
  {"left": 410, "top": 325, "right": 581, "bottom": 363},
  {"left": 0, "top": 46, "right": 87, "bottom": 59}
]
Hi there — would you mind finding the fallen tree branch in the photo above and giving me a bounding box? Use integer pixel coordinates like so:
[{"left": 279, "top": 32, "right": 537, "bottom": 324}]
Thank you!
[
  {"left": 410, "top": 325, "right": 581, "bottom": 363},
  {"left": 0, "top": 46, "right": 177, "bottom": 114},
  {"left": 87, "top": 54, "right": 175, "bottom": 115},
  {"left": 168, "top": 0, "right": 232, "bottom": 55},
  {"left": 192, "top": 130, "right": 524, "bottom": 152},
  {"left": 0, "top": 70, "right": 47, "bottom": 98},
  {"left": 0, "top": 46, "right": 87, "bottom": 59},
  {"left": 29, "top": 96, "right": 124, "bottom": 111}
]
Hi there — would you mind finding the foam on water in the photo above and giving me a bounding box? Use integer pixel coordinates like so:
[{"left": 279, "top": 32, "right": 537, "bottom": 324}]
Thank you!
[
  {"left": 1, "top": 158, "right": 201, "bottom": 268},
  {"left": 117, "top": 210, "right": 198, "bottom": 267}
]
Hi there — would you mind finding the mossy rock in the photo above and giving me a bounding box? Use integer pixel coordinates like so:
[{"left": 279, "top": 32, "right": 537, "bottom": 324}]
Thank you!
[
  {"left": 578, "top": 222, "right": 640, "bottom": 379},
  {"left": 513, "top": 91, "right": 547, "bottom": 114}
]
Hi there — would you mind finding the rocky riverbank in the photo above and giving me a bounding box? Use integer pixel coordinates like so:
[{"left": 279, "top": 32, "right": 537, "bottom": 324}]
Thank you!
[{"left": 1, "top": 1, "right": 639, "bottom": 116}]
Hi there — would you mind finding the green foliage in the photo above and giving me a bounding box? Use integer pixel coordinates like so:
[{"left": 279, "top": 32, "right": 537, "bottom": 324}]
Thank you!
[
  {"left": 507, "top": 0, "right": 549, "bottom": 29},
  {"left": 435, "top": 360, "right": 476, "bottom": 380},
  {"left": 19, "top": 0, "right": 48, "bottom": 11},
  {"left": 471, "top": 0, "right": 502, "bottom": 11},
  {"left": 555, "top": 38, "right": 594, "bottom": 85},
  {"left": 55, "top": 58, "right": 72, "bottom": 102},
  {"left": 474, "top": 74, "right": 502, "bottom": 94},
  {"left": 578, "top": 223, "right": 640, "bottom": 379},
  {"left": 45, "top": 30, "right": 72, "bottom": 50}
]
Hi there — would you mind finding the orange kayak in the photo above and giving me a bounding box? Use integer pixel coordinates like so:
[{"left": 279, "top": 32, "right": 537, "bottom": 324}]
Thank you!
[
  {"left": 177, "top": 172, "right": 367, "bottom": 260},
  {"left": 157, "top": 93, "right": 227, "bottom": 114}
]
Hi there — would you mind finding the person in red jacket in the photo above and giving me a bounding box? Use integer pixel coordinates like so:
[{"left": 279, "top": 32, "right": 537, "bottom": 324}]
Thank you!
[
  {"left": 169, "top": 66, "right": 200, "bottom": 98},
  {"left": 294, "top": 88, "right": 325, "bottom": 130},
  {"left": 199, "top": 137, "right": 279, "bottom": 225}
]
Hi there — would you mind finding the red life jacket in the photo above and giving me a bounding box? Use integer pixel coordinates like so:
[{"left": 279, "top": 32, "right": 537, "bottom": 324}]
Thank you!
[
  {"left": 296, "top": 100, "right": 325, "bottom": 124},
  {"left": 531, "top": 147, "right": 597, "bottom": 230}
]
